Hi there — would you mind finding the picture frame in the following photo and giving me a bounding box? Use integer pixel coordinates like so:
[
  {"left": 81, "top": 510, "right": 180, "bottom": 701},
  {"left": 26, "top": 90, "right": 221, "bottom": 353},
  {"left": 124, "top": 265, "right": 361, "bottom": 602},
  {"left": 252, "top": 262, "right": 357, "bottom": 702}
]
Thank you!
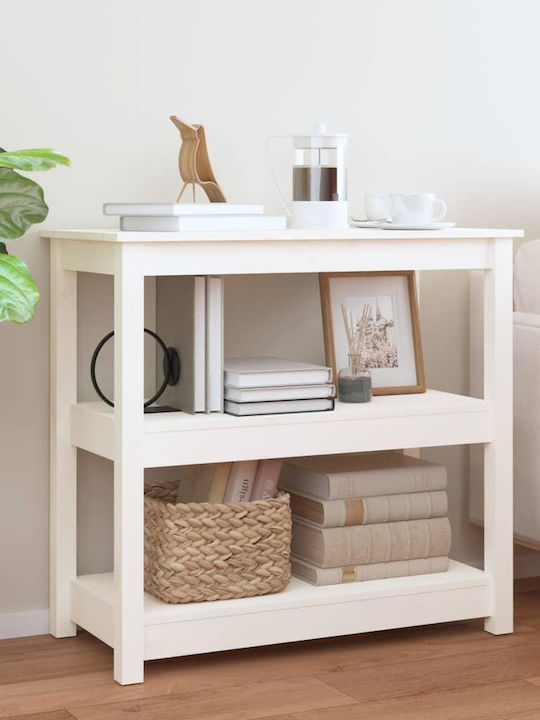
[{"left": 319, "top": 271, "right": 426, "bottom": 396}]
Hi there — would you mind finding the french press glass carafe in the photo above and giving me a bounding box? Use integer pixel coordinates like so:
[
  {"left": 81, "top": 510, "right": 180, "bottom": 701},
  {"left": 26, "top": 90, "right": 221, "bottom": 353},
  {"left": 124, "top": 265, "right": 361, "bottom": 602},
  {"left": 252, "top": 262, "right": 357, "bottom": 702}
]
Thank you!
[{"left": 267, "top": 123, "right": 349, "bottom": 229}]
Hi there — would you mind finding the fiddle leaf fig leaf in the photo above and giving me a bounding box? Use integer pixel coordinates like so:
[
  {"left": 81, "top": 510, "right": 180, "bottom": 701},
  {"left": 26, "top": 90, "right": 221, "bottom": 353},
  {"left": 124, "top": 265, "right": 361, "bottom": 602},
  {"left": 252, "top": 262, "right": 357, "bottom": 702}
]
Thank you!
[
  {"left": 0, "top": 251, "right": 40, "bottom": 323},
  {"left": 0, "top": 168, "right": 49, "bottom": 239},
  {"left": 0, "top": 148, "right": 71, "bottom": 172}
]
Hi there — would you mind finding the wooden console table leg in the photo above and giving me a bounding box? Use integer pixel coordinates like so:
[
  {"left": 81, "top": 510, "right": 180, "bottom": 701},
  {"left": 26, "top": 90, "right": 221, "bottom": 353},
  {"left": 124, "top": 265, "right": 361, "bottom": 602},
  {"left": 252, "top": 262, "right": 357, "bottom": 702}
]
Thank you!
[
  {"left": 483, "top": 238, "right": 513, "bottom": 635},
  {"left": 50, "top": 239, "right": 77, "bottom": 637},
  {"left": 113, "top": 245, "right": 145, "bottom": 684}
]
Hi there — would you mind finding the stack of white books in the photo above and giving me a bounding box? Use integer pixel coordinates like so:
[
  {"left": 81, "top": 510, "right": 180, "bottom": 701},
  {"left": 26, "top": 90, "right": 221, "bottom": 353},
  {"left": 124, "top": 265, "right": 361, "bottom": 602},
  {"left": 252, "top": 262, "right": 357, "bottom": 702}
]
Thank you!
[
  {"left": 223, "top": 357, "right": 335, "bottom": 416},
  {"left": 103, "top": 202, "right": 286, "bottom": 231}
]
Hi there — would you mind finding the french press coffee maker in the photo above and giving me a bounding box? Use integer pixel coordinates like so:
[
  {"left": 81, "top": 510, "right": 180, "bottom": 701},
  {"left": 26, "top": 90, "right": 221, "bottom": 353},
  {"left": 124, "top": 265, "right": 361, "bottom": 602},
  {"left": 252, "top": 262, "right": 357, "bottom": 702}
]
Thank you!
[{"left": 267, "top": 123, "right": 349, "bottom": 229}]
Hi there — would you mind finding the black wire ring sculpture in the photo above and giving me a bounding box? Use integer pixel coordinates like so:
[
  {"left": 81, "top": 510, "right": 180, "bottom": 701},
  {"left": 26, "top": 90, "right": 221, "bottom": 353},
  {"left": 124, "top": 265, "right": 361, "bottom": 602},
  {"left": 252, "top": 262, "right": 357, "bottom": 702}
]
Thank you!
[{"left": 90, "top": 328, "right": 178, "bottom": 409}]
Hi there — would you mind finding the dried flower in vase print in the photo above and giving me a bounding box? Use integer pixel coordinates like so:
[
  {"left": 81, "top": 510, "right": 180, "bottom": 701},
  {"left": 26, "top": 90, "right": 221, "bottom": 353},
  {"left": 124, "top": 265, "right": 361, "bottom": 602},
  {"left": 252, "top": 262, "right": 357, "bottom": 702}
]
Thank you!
[
  {"left": 320, "top": 271, "right": 425, "bottom": 396},
  {"left": 345, "top": 294, "right": 399, "bottom": 370}
]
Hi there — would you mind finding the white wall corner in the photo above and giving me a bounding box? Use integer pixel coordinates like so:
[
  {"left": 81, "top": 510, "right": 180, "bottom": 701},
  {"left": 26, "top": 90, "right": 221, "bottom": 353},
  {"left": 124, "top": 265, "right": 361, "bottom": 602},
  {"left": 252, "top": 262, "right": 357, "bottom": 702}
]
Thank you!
[{"left": 0, "top": 609, "right": 49, "bottom": 640}]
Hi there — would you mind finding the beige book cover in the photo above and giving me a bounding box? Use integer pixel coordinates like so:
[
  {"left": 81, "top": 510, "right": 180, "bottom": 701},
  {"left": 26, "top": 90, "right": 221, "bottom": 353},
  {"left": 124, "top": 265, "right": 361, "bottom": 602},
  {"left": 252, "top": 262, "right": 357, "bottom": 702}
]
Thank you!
[
  {"left": 279, "top": 451, "right": 447, "bottom": 499},
  {"left": 291, "top": 517, "right": 452, "bottom": 568},
  {"left": 291, "top": 556, "right": 450, "bottom": 586},
  {"left": 176, "top": 462, "right": 232, "bottom": 503},
  {"left": 251, "top": 459, "right": 282, "bottom": 500},
  {"left": 223, "top": 460, "right": 259, "bottom": 502},
  {"left": 289, "top": 490, "right": 448, "bottom": 527}
]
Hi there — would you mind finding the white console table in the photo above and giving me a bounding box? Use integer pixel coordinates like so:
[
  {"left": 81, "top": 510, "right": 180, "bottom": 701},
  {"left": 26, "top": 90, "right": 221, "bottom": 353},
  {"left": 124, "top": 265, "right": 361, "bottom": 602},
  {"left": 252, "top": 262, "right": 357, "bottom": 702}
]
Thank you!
[{"left": 44, "top": 226, "right": 521, "bottom": 685}]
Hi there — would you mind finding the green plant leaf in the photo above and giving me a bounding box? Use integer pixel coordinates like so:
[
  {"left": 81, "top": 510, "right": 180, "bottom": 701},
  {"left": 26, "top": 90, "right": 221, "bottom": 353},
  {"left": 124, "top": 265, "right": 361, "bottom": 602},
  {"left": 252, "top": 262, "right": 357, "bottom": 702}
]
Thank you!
[
  {"left": 0, "top": 148, "right": 71, "bottom": 172},
  {"left": 0, "top": 251, "right": 40, "bottom": 323},
  {"left": 0, "top": 168, "right": 49, "bottom": 239}
]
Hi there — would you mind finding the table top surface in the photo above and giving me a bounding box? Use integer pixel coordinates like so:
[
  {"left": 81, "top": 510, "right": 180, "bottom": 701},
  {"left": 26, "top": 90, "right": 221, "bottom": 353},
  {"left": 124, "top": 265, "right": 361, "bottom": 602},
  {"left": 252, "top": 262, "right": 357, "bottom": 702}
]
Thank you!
[{"left": 41, "top": 227, "right": 524, "bottom": 243}]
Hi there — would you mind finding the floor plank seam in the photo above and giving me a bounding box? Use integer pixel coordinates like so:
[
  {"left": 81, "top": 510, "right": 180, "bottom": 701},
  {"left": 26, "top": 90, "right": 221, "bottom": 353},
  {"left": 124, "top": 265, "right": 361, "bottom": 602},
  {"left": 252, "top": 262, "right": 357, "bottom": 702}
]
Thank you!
[
  {"left": 62, "top": 675, "right": 357, "bottom": 717},
  {"left": 313, "top": 671, "right": 540, "bottom": 704}
]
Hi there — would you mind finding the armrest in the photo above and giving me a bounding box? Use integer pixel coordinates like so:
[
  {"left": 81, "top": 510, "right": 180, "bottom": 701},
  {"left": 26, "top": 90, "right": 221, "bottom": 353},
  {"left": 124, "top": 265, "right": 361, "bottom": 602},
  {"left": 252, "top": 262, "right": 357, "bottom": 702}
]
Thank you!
[
  {"left": 514, "top": 315, "right": 540, "bottom": 389},
  {"left": 470, "top": 279, "right": 540, "bottom": 541},
  {"left": 472, "top": 311, "right": 540, "bottom": 541},
  {"left": 513, "top": 313, "right": 540, "bottom": 544},
  {"left": 514, "top": 311, "right": 540, "bottom": 329}
]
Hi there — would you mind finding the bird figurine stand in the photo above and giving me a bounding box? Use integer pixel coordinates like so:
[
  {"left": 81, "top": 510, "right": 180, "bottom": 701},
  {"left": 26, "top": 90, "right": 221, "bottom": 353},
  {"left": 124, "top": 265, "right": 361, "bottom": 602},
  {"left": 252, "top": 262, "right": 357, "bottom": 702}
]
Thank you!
[{"left": 170, "top": 116, "right": 226, "bottom": 203}]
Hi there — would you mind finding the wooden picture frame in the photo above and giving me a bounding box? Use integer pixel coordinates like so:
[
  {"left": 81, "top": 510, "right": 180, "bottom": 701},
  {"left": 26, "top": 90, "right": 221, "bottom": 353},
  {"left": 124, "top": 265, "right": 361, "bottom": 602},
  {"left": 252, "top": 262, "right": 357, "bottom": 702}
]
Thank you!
[{"left": 320, "top": 271, "right": 426, "bottom": 396}]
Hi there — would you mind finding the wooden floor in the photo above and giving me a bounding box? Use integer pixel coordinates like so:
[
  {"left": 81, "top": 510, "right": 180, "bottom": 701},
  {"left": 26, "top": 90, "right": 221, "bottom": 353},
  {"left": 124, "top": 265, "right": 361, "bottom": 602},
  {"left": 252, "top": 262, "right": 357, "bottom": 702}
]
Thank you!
[{"left": 2, "top": 579, "right": 540, "bottom": 720}]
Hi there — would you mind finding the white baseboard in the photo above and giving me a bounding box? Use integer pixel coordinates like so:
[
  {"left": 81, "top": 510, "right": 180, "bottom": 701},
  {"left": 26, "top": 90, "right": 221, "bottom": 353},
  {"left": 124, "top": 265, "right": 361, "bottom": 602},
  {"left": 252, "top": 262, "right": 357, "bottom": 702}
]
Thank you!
[{"left": 0, "top": 609, "right": 49, "bottom": 639}]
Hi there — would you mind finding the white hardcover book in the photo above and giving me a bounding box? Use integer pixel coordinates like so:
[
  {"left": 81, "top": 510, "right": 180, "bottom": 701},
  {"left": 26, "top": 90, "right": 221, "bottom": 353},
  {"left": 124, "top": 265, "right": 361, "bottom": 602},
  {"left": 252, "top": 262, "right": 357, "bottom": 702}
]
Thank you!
[
  {"left": 224, "top": 384, "right": 336, "bottom": 403},
  {"left": 119, "top": 215, "right": 286, "bottom": 232},
  {"left": 155, "top": 275, "right": 206, "bottom": 414},
  {"left": 224, "top": 398, "right": 334, "bottom": 416},
  {"left": 194, "top": 277, "right": 206, "bottom": 412},
  {"left": 104, "top": 202, "right": 264, "bottom": 216},
  {"left": 224, "top": 357, "right": 333, "bottom": 388},
  {"left": 206, "top": 276, "right": 224, "bottom": 413}
]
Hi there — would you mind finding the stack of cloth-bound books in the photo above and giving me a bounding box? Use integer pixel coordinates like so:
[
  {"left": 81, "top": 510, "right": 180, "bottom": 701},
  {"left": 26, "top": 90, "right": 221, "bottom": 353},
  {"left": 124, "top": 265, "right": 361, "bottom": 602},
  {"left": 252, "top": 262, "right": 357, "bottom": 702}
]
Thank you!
[
  {"left": 223, "top": 357, "right": 335, "bottom": 416},
  {"left": 278, "top": 451, "right": 451, "bottom": 586}
]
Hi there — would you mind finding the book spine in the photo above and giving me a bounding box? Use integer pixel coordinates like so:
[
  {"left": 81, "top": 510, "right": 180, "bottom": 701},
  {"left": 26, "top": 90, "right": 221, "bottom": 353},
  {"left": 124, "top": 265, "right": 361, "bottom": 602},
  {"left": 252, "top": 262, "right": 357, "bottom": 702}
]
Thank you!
[
  {"left": 104, "top": 203, "right": 264, "bottom": 216},
  {"left": 290, "top": 490, "right": 448, "bottom": 527},
  {"left": 361, "top": 491, "right": 448, "bottom": 524},
  {"left": 205, "top": 276, "right": 223, "bottom": 413},
  {"left": 251, "top": 460, "right": 282, "bottom": 500},
  {"left": 280, "top": 463, "right": 447, "bottom": 500},
  {"left": 225, "top": 369, "right": 332, "bottom": 389},
  {"left": 223, "top": 460, "right": 259, "bottom": 503},
  {"left": 208, "top": 462, "right": 233, "bottom": 503},
  {"left": 292, "top": 517, "right": 452, "bottom": 568},
  {"left": 224, "top": 398, "right": 333, "bottom": 416},
  {"left": 120, "top": 215, "right": 286, "bottom": 231},
  {"left": 326, "top": 466, "right": 447, "bottom": 499},
  {"left": 193, "top": 276, "right": 206, "bottom": 412},
  {"left": 224, "top": 384, "right": 336, "bottom": 403},
  {"left": 291, "top": 556, "right": 449, "bottom": 586}
]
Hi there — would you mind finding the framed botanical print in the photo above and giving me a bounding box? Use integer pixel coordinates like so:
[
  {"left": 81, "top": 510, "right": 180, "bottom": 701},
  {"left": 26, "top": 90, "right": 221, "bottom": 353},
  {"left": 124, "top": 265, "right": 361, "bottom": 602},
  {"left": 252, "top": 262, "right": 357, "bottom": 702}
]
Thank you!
[{"left": 320, "top": 271, "right": 425, "bottom": 395}]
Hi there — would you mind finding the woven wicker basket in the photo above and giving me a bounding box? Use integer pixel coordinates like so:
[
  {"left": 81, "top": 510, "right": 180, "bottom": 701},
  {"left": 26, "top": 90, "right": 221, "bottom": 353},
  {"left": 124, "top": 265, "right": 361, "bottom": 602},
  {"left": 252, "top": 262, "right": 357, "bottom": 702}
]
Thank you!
[{"left": 144, "top": 481, "right": 292, "bottom": 603}]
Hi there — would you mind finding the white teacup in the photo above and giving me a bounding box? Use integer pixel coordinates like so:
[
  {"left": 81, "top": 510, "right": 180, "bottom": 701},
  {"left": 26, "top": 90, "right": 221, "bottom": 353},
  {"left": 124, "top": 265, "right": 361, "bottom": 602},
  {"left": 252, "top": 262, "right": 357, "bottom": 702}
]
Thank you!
[
  {"left": 389, "top": 193, "right": 447, "bottom": 225},
  {"left": 364, "top": 193, "right": 391, "bottom": 221}
]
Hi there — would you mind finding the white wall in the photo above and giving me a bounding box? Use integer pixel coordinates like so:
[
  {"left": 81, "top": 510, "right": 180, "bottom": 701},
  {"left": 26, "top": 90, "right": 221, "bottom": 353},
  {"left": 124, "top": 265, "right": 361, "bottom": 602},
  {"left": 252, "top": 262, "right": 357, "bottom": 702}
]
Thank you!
[{"left": 2, "top": 0, "right": 540, "bottom": 625}]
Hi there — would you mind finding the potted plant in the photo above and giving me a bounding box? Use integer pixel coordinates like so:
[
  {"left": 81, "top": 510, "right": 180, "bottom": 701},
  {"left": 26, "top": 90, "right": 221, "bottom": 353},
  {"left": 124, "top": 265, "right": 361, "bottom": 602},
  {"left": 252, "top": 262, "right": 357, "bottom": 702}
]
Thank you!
[{"left": 0, "top": 148, "right": 70, "bottom": 323}]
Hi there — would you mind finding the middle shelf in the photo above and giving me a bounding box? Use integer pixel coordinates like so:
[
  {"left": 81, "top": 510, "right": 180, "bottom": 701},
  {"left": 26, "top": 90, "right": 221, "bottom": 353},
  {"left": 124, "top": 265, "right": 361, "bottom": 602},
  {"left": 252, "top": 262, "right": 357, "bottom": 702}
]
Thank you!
[{"left": 71, "top": 389, "right": 490, "bottom": 467}]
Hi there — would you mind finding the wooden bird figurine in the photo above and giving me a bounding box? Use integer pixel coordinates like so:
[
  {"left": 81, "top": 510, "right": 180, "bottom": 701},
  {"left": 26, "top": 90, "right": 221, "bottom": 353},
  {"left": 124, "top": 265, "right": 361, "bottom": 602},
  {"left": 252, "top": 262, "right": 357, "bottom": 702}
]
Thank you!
[{"left": 170, "top": 116, "right": 226, "bottom": 203}]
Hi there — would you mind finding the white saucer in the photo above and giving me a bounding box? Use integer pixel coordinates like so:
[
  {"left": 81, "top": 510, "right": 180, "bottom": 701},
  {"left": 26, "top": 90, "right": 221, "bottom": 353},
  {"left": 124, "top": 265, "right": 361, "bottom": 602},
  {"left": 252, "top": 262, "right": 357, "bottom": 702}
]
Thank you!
[
  {"left": 379, "top": 221, "right": 456, "bottom": 231},
  {"left": 350, "top": 219, "right": 384, "bottom": 228}
]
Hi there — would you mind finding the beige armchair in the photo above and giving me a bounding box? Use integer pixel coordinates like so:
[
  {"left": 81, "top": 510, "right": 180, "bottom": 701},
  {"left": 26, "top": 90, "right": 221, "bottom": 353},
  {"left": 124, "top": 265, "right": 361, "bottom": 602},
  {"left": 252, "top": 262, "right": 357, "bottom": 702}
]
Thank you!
[{"left": 469, "top": 239, "right": 540, "bottom": 548}]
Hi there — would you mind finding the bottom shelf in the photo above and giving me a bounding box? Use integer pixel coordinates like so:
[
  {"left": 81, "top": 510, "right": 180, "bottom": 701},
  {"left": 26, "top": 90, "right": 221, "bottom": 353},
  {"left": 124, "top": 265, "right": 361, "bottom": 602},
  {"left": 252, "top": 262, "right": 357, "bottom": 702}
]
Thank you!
[{"left": 71, "top": 561, "right": 492, "bottom": 661}]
